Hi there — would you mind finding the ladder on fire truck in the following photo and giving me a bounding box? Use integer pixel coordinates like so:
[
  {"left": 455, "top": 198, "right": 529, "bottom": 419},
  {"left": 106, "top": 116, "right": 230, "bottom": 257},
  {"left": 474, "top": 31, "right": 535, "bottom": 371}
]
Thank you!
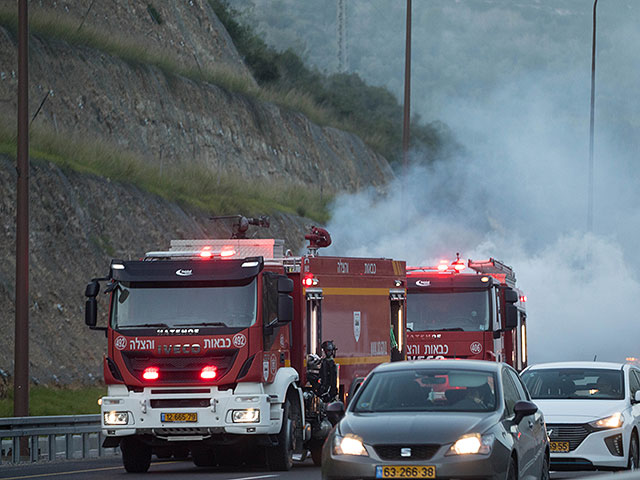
[{"left": 468, "top": 258, "right": 516, "bottom": 287}]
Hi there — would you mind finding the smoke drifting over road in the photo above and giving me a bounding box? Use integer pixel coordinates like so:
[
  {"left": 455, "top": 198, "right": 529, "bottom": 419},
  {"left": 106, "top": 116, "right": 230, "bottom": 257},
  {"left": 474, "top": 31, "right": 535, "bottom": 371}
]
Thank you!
[{"left": 244, "top": 1, "right": 640, "bottom": 363}]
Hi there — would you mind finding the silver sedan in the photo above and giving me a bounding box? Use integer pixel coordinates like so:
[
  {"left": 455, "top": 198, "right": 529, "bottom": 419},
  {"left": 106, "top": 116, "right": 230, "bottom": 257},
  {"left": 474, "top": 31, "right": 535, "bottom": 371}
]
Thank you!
[{"left": 322, "top": 360, "right": 549, "bottom": 480}]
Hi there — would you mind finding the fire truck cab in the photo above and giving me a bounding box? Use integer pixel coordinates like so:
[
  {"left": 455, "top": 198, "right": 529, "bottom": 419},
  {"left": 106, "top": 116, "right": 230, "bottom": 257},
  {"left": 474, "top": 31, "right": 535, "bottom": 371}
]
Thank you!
[
  {"left": 406, "top": 256, "right": 527, "bottom": 370},
  {"left": 85, "top": 225, "right": 406, "bottom": 472}
]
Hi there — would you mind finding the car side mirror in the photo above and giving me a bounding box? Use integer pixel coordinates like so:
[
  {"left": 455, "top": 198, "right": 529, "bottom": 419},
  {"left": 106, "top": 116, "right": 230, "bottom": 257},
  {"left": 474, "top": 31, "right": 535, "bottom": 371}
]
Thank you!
[
  {"left": 277, "top": 294, "right": 293, "bottom": 324},
  {"left": 326, "top": 401, "right": 345, "bottom": 425},
  {"left": 505, "top": 304, "right": 518, "bottom": 329},
  {"left": 634, "top": 391, "right": 640, "bottom": 403},
  {"left": 85, "top": 297, "right": 97, "bottom": 327},
  {"left": 278, "top": 277, "right": 294, "bottom": 294},
  {"left": 504, "top": 288, "right": 518, "bottom": 303},
  {"left": 85, "top": 280, "right": 100, "bottom": 298},
  {"left": 513, "top": 400, "right": 538, "bottom": 424}
]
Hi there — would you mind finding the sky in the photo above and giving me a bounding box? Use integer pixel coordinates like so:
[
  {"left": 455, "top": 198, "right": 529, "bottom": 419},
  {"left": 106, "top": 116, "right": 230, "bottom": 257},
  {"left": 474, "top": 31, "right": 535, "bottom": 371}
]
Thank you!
[{"left": 240, "top": 0, "right": 640, "bottom": 364}]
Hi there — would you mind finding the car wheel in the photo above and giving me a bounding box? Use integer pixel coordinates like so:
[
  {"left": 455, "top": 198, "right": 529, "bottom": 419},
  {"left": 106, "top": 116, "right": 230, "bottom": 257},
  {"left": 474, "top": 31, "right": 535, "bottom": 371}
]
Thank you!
[
  {"left": 120, "top": 436, "right": 152, "bottom": 473},
  {"left": 505, "top": 455, "right": 517, "bottom": 480},
  {"left": 628, "top": 433, "right": 639, "bottom": 470},
  {"left": 540, "top": 452, "right": 550, "bottom": 480}
]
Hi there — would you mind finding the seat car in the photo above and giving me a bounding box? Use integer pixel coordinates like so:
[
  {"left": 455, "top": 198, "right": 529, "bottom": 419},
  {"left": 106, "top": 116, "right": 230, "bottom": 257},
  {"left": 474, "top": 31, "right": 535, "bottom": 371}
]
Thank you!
[
  {"left": 322, "top": 360, "right": 549, "bottom": 480},
  {"left": 521, "top": 361, "right": 640, "bottom": 472}
]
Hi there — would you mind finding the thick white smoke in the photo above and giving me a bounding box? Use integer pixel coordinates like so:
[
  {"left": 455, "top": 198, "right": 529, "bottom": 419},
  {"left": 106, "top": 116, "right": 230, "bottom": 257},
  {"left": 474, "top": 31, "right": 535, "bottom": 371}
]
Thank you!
[
  {"left": 241, "top": 0, "right": 640, "bottom": 364},
  {"left": 325, "top": 77, "right": 640, "bottom": 365}
]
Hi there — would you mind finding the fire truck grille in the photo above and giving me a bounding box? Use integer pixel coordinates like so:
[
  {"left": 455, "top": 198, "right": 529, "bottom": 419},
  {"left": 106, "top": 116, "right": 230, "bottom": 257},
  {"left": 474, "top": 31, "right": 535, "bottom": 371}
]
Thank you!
[
  {"left": 122, "top": 350, "right": 238, "bottom": 383},
  {"left": 547, "top": 423, "right": 595, "bottom": 451},
  {"left": 373, "top": 445, "right": 440, "bottom": 461}
]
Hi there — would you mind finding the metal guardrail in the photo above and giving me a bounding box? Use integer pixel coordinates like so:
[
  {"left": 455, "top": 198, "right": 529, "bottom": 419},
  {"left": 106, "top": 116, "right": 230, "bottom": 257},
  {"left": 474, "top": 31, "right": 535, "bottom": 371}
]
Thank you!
[{"left": 0, "top": 415, "right": 119, "bottom": 464}]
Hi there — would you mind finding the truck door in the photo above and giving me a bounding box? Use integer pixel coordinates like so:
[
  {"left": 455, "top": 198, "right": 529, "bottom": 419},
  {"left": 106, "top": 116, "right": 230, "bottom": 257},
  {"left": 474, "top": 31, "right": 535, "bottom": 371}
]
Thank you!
[
  {"left": 491, "top": 287, "right": 505, "bottom": 362},
  {"left": 390, "top": 289, "right": 406, "bottom": 361}
]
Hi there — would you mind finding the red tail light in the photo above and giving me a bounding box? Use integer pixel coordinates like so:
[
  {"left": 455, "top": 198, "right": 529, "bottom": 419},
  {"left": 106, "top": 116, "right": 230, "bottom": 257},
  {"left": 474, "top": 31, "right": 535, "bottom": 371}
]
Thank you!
[
  {"left": 520, "top": 295, "right": 527, "bottom": 303},
  {"left": 200, "top": 366, "right": 217, "bottom": 380},
  {"left": 220, "top": 246, "right": 236, "bottom": 258},
  {"left": 200, "top": 246, "right": 213, "bottom": 258},
  {"left": 142, "top": 367, "right": 159, "bottom": 380},
  {"left": 302, "top": 274, "right": 314, "bottom": 287}
]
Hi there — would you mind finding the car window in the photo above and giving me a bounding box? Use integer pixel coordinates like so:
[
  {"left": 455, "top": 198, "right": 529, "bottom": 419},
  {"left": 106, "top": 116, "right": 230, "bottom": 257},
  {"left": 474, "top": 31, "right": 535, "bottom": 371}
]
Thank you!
[
  {"left": 630, "top": 370, "right": 640, "bottom": 398},
  {"left": 352, "top": 368, "right": 497, "bottom": 412},
  {"left": 506, "top": 368, "right": 528, "bottom": 400},
  {"left": 502, "top": 368, "right": 520, "bottom": 417},
  {"left": 521, "top": 368, "right": 624, "bottom": 400}
]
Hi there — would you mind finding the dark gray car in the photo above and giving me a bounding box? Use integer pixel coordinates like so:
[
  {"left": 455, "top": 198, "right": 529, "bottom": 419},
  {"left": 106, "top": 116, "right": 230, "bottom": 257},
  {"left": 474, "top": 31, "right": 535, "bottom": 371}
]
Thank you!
[{"left": 322, "top": 360, "right": 549, "bottom": 480}]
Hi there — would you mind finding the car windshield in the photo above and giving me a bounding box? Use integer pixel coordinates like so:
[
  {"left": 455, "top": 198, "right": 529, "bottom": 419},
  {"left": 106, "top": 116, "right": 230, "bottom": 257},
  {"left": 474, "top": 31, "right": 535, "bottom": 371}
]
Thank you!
[
  {"left": 111, "top": 279, "right": 257, "bottom": 329},
  {"left": 406, "top": 289, "right": 490, "bottom": 332},
  {"left": 521, "top": 368, "right": 624, "bottom": 400},
  {"left": 353, "top": 368, "right": 497, "bottom": 412}
]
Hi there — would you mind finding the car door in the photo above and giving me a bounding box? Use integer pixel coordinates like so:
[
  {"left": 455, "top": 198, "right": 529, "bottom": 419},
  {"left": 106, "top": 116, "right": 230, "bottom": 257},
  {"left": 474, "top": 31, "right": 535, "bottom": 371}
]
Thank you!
[
  {"left": 628, "top": 369, "right": 640, "bottom": 435},
  {"left": 502, "top": 367, "right": 537, "bottom": 480}
]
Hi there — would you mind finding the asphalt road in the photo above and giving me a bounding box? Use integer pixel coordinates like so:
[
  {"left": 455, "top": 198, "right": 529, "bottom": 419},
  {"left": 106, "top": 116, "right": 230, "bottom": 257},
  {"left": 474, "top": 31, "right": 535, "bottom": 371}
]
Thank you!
[{"left": 0, "top": 456, "right": 628, "bottom": 480}]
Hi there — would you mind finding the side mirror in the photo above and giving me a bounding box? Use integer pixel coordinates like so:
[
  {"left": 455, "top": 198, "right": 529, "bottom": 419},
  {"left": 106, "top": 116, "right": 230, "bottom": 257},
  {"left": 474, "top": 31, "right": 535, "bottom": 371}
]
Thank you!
[
  {"left": 513, "top": 400, "right": 538, "bottom": 424},
  {"left": 326, "top": 401, "right": 345, "bottom": 425},
  {"left": 278, "top": 277, "right": 294, "bottom": 294},
  {"left": 634, "top": 391, "right": 640, "bottom": 403},
  {"left": 504, "top": 289, "right": 518, "bottom": 303},
  {"left": 505, "top": 304, "right": 518, "bottom": 329},
  {"left": 85, "top": 280, "right": 100, "bottom": 298},
  {"left": 85, "top": 297, "right": 97, "bottom": 327},
  {"left": 277, "top": 294, "right": 293, "bottom": 324}
]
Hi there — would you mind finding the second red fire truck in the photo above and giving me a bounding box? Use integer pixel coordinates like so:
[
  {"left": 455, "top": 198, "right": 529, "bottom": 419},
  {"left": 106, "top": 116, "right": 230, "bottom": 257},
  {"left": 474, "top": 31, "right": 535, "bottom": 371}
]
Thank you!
[
  {"left": 406, "top": 255, "right": 528, "bottom": 370},
  {"left": 84, "top": 220, "right": 406, "bottom": 472}
]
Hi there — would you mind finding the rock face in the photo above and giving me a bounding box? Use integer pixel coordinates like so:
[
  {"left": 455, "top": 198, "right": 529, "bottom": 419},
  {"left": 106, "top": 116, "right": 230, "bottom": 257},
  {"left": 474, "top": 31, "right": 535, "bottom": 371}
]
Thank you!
[
  {"left": 0, "top": 154, "right": 311, "bottom": 385},
  {"left": 0, "top": 1, "right": 394, "bottom": 385},
  {"left": 0, "top": 1, "right": 393, "bottom": 192}
]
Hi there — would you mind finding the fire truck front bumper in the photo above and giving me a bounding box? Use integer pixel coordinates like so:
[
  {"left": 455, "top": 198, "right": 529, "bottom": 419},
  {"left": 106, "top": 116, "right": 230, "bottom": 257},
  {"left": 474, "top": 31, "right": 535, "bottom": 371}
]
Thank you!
[{"left": 100, "top": 387, "right": 283, "bottom": 439}]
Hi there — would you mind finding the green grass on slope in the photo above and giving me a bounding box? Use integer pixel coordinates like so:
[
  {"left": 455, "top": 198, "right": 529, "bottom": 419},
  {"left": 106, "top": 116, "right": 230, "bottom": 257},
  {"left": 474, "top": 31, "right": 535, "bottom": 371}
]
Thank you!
[
  {"left": 0, "top": 386, "right": 106, "bottom": 417},
  {"left": 0, "top": 8, "right": 348, "bottom": 136},
  {"left": 0, "top": 122, "right": 331, "bottom": 223}
]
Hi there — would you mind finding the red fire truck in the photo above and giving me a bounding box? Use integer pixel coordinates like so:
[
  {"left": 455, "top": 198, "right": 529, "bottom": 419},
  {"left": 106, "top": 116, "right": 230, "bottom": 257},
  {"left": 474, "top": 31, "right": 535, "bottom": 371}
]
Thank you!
[
  {"left": 84, "top": 221, "right": 406, "bottom": 472},
  {"left": 405, "top": 255, "right": 527, "bottom": 370}
]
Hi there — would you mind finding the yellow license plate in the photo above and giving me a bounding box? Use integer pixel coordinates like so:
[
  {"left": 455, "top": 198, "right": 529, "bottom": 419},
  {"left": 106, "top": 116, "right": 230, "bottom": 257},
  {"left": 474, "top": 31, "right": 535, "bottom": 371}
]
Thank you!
[
  {"left": 550, "top": 441, "right": 570, "bottom": 453},
  {"left": 161, "top": 412, "right": 197, "bottom": 423},
  {"left": 376, "top": 465, "right": 436, "bottom": 479}
]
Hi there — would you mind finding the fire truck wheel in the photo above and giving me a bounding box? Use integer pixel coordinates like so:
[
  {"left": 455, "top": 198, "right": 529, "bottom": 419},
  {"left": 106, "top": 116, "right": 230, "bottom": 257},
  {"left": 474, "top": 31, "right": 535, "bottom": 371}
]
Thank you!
[
  {"left": 267, "top": 397, "right": 297, "bottom": 471},
  {"left": 310, "top": 440, "right": 323, "bottom": 466},
  {"left": 121, "top": 436, "right": 151, "bottom": 473}
]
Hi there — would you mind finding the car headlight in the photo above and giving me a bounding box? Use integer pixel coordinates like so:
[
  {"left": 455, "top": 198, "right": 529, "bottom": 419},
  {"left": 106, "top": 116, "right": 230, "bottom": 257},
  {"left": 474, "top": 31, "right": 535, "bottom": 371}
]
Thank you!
[
  {"left": 104, "top": 411, "right": 129, "bottom": 425},
  {"left": 232, "top": 409, "right": 260, "bottom": 423},
  {"left": 446, "top": 433, "right": 494, "bottom": 456},
  {"left": 333, "top": 434, "right": 369, "bottom": 456},
  {"left": 589, "top": 412, "right": 624, "bottom": 429}
]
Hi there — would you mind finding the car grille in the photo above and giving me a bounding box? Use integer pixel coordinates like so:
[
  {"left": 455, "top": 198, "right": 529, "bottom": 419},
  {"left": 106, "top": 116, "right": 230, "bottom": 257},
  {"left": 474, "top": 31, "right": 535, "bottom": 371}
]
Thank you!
[
  {"left": 547, "top": 423, "right": 595, "bottom": 451},
  {"left": 373, "top": 444, "right": 440, "bottom": 461},
  {"left": 122, "top": 349, "right": 238, "bottom": 383}
]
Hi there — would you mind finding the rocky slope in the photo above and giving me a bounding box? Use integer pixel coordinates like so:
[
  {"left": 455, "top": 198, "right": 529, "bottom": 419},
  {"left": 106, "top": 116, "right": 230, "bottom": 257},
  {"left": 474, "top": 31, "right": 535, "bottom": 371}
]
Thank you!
[{"left": 0, "top": 0, "right": 395, "bottom": 385}]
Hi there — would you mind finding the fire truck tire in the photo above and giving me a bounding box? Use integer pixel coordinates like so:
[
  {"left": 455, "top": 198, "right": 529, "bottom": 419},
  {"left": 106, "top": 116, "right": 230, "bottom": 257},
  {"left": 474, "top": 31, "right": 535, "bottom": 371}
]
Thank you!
[
  {"left": 121, "top": 437, "right": 151, "bottom": 473},
  {"left": 310, "top": 440, "right": 323, "bottom": 466},
  {"left": 266, "top": 397, "right": 297, "bottom": 471}
]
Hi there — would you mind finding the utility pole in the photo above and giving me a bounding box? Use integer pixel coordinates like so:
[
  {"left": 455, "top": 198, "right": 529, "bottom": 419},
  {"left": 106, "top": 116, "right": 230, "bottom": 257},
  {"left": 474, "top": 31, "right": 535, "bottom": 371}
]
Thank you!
[
  {"left": 402, "top": 0, "right": 412, "bottom": 174},
  {"left": 587, "top": 0, "right": 598, "bottom": 233},
  {"left": 337, "top": 0, "right": 348, "bottom": 72},
  {"left": 15, "top": 0, "right": 30, "bottom": 420}
]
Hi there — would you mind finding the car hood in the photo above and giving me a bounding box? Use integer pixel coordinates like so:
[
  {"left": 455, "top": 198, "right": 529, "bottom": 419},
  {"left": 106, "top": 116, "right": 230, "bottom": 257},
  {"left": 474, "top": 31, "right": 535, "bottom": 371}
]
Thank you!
[
  {"left": 532, "top": 399, "right": 627, "bottom": 423},
  {"left": 338, "top": 411, "right": 500, "bottom": 446}
]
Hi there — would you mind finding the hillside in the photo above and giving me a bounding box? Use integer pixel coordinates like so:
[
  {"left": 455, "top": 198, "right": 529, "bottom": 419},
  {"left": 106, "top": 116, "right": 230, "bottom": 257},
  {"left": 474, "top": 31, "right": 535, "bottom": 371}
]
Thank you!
[{"left": 0, "top": 0, "right": 396, "bottom": 385}]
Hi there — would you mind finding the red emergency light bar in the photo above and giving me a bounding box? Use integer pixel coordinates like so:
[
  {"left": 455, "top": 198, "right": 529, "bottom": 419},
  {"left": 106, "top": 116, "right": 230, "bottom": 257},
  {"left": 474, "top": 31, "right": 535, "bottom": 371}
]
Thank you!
[
  {"left": 142, "top": 366, "right": 159, "bottom": 381},
  {"left": 200, "top": 366, "right": 217, "bottom": 380},
  {"left": 197, "top": 245, "right": 236, "bottom": 259},
  {"left": 520, "top": 295, "right": 527, "bottom": 303}
]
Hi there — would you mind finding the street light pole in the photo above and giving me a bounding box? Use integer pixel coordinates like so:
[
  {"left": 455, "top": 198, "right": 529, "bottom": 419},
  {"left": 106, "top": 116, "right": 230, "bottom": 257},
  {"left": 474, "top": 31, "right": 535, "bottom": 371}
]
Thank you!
[
  {"left": 587, "top": 0, "right": 598, "bottom": 233},
  {"left": 14, "top": 0, "right": 30, "bottom": 420},
  {"left": 402, "top": 0, "right": 412, "bottom": 175}
]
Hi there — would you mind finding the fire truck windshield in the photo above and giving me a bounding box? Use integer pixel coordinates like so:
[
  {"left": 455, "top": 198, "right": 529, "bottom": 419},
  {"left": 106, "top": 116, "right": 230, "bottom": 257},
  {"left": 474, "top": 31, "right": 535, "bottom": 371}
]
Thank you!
[
  {"left": 407, "top": 290, "right": 490, "bottom": 332},
  {"left": 111, "top": 279, "right": 257, "bottom": 329}
]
